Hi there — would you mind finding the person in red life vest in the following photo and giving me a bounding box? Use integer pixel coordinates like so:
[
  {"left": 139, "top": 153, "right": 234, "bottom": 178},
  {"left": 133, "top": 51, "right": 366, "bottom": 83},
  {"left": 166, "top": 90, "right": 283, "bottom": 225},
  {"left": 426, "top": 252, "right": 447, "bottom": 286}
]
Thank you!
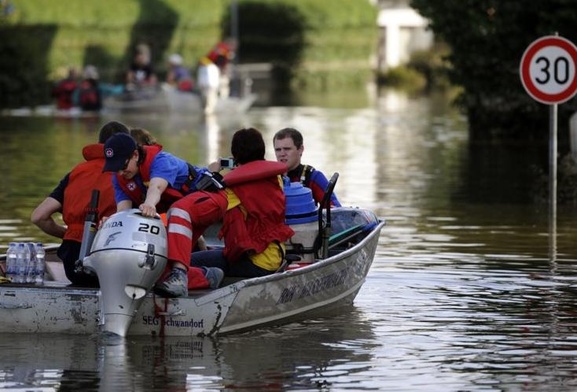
[
  {"left": 77, "top": 65, "right": 102, "bottom": 112},
  {"left": 273, "top": 127, "right": 341, "bottom": 207},
  {"left": 31, "top": 121, "right": 130, "bottom": 286},
  {"left": 52, "top": 66, "right": 79, "bottom": 110},
  {"left": 205, "top": 37, "right": 237, "bottom": 98},
  {"left": 101, "top": 133, "right": 225, "bottom": 295},
  {"left": 157, "top": 128, "right": 295, "bottom": 297},
  {"left": 166, "top": 53, "right": 194, "bottom": 92}
]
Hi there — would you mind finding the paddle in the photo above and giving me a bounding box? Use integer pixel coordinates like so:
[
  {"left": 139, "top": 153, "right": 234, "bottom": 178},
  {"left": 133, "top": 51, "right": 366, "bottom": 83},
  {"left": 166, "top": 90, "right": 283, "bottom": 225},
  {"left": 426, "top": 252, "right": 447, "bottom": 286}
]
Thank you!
[{"left": 318, "top": 173, "right": 339, "bottom": 259}]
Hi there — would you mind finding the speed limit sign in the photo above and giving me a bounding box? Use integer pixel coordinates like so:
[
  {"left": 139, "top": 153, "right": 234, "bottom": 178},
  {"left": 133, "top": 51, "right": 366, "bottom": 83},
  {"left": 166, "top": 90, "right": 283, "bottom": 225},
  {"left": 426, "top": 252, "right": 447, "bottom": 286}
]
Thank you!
[{"left": 520, "top": 35, "right": 577, "bottom": 104}]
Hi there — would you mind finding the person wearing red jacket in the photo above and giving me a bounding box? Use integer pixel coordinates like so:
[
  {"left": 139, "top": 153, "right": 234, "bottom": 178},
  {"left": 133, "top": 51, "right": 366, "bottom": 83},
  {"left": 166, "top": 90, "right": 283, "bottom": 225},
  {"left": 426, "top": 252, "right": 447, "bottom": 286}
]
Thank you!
[
  {"left": 155, "top": 128, "right": 294, "bottom": 298},
  {"left": 52, "top": 67, "right": 79, "bottom": 110},
  {"left": 31, "top": 121, "right": 130, "bottom": 286}
]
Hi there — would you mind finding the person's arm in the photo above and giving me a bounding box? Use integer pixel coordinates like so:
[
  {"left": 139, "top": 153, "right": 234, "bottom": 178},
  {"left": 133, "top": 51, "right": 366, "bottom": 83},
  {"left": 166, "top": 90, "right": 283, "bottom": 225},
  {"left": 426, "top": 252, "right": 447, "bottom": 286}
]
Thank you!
[
  {"left": 309, "top": 170, "right": 342, "bottom": 207},
  {"left": 30, "top": 197, "right": 66, "bottom": 238},
  {"left": 110, "top": 175, "right": 133, "bottom": 213},
  {"left": 116, "top": 200, "right": 133, "bottom": 212},
  {"left": 140, "top": 177, "right": 168, "bottom": 217}
]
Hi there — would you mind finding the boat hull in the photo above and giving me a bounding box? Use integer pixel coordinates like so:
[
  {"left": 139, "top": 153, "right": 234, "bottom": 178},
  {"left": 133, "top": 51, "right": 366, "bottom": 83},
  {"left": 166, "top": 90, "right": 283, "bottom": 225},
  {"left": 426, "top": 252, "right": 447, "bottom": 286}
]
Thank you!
[
  {"left": 103, "top": 87, "right": 256, "bottom": 115},
  {"left": 0, "top": 221, "right": 383, "bottom": 336}
]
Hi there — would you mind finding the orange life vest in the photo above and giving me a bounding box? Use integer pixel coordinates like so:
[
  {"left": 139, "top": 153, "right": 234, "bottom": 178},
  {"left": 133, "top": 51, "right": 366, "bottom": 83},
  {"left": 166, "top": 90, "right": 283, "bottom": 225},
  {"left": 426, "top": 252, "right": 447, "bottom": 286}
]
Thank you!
[{"left": 63, "top": 144, "right": 117, "bottom": 242}]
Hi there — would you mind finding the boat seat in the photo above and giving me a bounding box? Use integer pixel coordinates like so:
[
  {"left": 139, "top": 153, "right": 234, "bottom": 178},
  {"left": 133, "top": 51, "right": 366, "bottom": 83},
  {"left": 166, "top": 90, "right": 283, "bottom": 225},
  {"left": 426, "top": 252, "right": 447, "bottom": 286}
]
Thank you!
[{"left": 46, "top": 261, "right": 71, "bottom": 283}]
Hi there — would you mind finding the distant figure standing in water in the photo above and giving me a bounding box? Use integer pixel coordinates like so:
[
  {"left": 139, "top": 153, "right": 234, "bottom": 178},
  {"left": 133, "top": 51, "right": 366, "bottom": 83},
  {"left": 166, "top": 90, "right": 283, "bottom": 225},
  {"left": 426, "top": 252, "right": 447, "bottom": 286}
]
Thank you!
[
  {"left": 205, "top": 37, "right": 237, "bottom": 98},
  {"left": 196, "top": 56, "right": 221, "bottom": 114}
]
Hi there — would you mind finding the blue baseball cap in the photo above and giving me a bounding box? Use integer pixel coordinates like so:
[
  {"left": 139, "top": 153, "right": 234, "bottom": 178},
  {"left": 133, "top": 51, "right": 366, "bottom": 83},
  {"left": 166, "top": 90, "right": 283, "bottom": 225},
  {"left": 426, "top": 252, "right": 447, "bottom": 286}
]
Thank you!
[{"left": 103, "top": 133, "right": 137, "bottom": 172}]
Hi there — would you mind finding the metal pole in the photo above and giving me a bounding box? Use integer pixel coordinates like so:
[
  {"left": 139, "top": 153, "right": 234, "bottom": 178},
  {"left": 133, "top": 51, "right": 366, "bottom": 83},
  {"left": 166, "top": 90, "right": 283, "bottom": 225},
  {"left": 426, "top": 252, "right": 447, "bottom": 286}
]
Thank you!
[
  {"left": 230, "top": 0, "right": 239, "bottom": 97},
  {"left": 549, "top": 103, "right": 557, "bottom": 261}
]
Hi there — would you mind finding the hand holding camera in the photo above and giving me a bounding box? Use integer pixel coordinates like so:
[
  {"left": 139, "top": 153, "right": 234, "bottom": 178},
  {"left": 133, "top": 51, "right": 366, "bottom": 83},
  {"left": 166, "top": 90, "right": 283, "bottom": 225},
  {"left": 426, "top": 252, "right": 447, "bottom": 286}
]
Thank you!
[{"left": 219, "top": 157, "right": 235, "bottom": 169}]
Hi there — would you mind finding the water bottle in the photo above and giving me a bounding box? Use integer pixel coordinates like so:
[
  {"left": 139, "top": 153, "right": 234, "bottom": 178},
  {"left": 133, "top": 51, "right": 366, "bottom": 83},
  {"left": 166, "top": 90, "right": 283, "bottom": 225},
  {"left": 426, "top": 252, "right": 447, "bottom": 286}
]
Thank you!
[
  {"left": 34, "top": 242, "right": 46, "bottom": 285},
  {"left": 25, "top": 242, "right": 36, "bottom": 283},
  {"left": 5, "top": 242, "right": 17, "bottom": 282},
  {"left": 15, "top": 242, "right": 28, "bottom": 284}
]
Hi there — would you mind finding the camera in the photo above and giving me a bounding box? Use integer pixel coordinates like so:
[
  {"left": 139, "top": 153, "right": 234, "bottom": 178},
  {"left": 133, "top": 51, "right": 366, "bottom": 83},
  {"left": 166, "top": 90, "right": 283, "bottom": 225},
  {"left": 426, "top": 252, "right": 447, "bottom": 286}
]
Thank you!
[{"left": 219, "top": 157, "right": 235, "bottom": 169}]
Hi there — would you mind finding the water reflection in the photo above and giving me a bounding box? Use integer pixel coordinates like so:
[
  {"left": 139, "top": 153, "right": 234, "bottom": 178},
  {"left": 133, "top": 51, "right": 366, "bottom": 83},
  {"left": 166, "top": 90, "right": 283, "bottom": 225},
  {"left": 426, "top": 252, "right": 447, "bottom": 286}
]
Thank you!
[
  {"left": 3, "top": 89, "right": 577, "bottom": 390},
  {"left": 0, "top": 310, "right": 376, "bottom": 391}
]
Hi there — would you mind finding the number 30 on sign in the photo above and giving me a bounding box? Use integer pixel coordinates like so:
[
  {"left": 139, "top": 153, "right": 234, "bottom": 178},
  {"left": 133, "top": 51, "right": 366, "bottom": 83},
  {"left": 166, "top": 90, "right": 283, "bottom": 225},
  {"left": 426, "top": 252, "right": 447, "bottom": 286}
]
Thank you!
[{"left": 520, "top": 35, "right": 577, "bottom": 104}]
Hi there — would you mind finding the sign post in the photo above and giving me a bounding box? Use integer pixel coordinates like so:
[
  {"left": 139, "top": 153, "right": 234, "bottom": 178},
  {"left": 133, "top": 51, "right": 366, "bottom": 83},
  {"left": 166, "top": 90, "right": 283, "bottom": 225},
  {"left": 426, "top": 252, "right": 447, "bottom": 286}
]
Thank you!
[{"left": 520, "top": 34, "right": 577, "bottom": 260}]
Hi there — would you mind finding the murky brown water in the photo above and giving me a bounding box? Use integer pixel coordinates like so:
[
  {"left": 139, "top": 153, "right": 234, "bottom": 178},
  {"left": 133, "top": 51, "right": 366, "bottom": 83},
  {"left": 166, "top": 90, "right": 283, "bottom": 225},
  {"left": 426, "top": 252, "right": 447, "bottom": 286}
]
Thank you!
[{"left": 2, "top": 90, "right": 577, "bottom": 391}]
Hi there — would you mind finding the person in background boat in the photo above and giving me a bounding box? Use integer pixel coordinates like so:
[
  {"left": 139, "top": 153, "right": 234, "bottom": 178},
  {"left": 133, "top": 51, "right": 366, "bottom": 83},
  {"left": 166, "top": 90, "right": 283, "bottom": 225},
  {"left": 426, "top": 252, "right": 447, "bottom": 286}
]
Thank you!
[
  {"left": 158, "top": 127, "right": 294, "bottom": 297},
  {"left": 51, "top": 66, "right": 79, "bottom": 110},
  {"left": 101, "top": 133, "right": 225, "bottom": 293},
  {"left": 165, "top": 53, "right": 193, "bottom": 92},
  {"left": 76, "top": 65, "right": 102, "bottom": 112},
  {"left": 126, "top": 43, "right": 157, "bottom": 90},
  {"left": 30, "top": 121, "right": 131, "bottom": 286},
  {"left": 273, "top": 127, "right": 341, "bottom": 207},
  {"left": 205, "top": 36, "right": 237, "bottom": 98}
]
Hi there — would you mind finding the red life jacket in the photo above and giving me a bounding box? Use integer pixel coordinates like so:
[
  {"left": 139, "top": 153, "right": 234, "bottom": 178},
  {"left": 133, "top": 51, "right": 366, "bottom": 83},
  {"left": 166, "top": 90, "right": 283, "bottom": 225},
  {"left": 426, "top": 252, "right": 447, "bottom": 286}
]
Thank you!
[
  {"left": 115, "top": 145, "right": 192, "bottom": 213},
  {"left": 220, "top": 161, "right": 295, "bottom": 262},
  {"left": 78, "top": 79, "right": 101, "bottom": 111},
  {"left": 207, "top": 42, "right": 233, "bottom": 69},
  {"left": 53, "top": 79, "right": 78, "bottom": 110},
  {"left": 63, "top": 144, "right": 117, "bottom": 242}
]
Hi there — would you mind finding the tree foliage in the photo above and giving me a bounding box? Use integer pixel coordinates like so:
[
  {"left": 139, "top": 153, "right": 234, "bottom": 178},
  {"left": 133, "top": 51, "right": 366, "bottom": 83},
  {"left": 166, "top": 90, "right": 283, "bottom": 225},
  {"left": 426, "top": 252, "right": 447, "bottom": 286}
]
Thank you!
[{"left": 411, "top": 0, "right": 577, "bottom": 146}]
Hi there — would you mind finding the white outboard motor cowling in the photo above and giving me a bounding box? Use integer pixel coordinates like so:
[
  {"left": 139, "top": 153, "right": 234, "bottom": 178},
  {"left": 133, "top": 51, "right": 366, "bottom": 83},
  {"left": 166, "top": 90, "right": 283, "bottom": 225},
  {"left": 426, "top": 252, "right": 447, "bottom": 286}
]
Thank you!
[{"left": 82, "top": 209, "right": 168, "bottom": 337}]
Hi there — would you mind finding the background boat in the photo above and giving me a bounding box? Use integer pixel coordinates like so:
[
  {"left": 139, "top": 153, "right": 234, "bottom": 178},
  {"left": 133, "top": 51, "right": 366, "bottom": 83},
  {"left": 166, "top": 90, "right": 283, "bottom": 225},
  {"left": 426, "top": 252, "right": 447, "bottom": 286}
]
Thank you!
[{"left": 103, "top": 85, "right": 257, "bottom": 115}]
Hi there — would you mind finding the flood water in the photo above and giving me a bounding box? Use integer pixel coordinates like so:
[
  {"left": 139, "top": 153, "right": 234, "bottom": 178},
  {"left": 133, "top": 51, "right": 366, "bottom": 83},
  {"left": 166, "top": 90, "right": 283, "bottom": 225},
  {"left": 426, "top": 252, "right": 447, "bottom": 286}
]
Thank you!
[{"left": 2, "top": 89, "right": 577, "bottom": 391}]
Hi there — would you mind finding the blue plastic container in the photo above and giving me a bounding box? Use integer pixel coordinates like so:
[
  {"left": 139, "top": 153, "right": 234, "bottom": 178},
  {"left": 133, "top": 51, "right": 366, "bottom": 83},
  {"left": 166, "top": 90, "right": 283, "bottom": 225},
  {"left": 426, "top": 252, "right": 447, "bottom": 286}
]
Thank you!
[{"left": 284, "top": 181, "right": 318, "bottom": 225}]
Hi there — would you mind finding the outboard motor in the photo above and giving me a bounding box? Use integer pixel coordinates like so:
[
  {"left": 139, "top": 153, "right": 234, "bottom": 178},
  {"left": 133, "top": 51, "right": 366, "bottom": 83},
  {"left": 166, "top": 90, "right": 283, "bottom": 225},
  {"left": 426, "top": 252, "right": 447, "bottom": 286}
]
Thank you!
[
  {"left": 284, "top": 181, "right": 319, "bottom": 262},
  {"left": 82, "top": 209, "right": 167, "bottom": 337}
]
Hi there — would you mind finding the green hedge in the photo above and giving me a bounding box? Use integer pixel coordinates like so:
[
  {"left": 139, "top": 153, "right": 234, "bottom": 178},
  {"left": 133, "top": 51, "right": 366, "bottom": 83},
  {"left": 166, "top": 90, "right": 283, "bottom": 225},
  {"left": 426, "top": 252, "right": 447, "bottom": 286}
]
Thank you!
[{"left": 0, "top": 0, "right": 377, "bottom": 108}]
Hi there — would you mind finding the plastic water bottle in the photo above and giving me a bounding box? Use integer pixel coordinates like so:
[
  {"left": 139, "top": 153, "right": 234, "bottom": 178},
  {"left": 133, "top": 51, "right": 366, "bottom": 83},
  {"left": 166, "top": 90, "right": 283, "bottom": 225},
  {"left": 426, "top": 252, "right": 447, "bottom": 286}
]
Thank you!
[
  {"left": 34, "top": 242, "right": 46, "bottom": 285},
  {"left": 5, "top": 242, "right": 17, "bottom": 282},
  {"left": 15, "top": 242, "right": 29, "bottom": 284},
  {"left": 25, "top": 242, "right": 36, "bottom": 283}
]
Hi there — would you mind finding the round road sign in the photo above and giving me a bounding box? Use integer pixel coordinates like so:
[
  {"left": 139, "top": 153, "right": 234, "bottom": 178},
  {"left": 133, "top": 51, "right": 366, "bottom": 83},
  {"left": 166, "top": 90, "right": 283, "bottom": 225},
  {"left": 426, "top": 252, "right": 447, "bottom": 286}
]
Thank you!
[{"left": 520, "top": 35, "right": 577, "bottom": 104}]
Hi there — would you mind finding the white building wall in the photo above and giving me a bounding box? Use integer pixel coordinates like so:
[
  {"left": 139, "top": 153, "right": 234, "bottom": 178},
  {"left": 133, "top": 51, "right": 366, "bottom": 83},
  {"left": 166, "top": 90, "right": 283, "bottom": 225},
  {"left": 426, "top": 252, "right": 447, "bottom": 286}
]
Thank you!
[{"left": 376, "top": 5, "right": 433, "bottom": 71}]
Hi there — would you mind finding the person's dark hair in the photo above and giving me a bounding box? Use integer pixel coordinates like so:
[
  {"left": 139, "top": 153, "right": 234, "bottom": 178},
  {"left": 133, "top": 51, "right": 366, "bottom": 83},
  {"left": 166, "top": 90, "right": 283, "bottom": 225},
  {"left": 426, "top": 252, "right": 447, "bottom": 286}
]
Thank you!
[
  {"left": 273, "top": 127, "right": 303, "bottom": 149},
  {"left": 136, "top": 145, "right": 146, "bottom": 165},
  {"left": 98, "top": 121, "right": 130, "bottom": 143},
  {"left": 231, "top": 127, "right": 265, "bottom": 164}
]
